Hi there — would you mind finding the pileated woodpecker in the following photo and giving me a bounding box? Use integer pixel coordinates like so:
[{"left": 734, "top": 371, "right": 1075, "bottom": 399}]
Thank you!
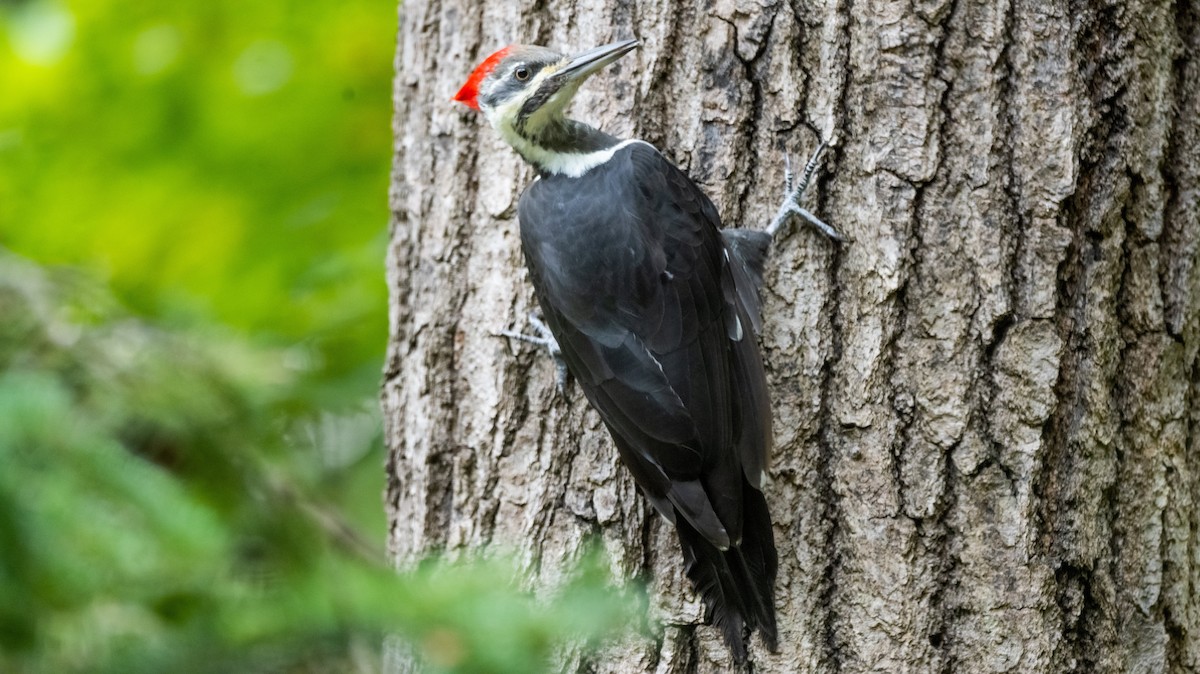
[{"left": 455, "top": 38, "right": 838, "bottom": 661}]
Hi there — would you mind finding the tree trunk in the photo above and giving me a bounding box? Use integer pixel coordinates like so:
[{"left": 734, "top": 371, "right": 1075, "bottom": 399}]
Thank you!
[{"left": 384, "top": 0, "right": 1200, "bottom": 671}]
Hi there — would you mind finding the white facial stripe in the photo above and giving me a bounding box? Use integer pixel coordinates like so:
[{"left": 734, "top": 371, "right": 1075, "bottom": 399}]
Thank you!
[
  {"left": 480, "top": 64, "right": 559, "bottom": 115},
  {"left": 481, "top": 65, "right": 558, "bottom": 132},
  {"left": 480, "top": 61, "right": 643, "bottom": 178}
]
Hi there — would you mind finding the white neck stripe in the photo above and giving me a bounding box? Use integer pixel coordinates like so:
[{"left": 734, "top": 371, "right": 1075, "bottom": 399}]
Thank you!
[
  {"left": 503, "top": 134, "right": 651, "bottom": 178},
  {"left": 538, "top": 139, "right": 650, "bottom": 177}
]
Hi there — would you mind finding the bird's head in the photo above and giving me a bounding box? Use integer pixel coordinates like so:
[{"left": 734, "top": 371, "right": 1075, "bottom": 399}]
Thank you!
[{"left": 454, "top": 40, "right": 639, "bottom": 161}]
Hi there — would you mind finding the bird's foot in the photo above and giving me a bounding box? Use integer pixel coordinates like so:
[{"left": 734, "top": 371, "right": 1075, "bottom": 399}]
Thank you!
[
  {"left": 765, "top": 138, "right": 844, "bottom": 243},
  {"left": 498, "top": 312, "right": 570, "bottom": 394}
]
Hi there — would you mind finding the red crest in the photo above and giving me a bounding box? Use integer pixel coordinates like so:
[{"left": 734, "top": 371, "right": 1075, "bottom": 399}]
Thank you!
[{"left": 453, "top": 46, "right": 513, "bottom": 110}]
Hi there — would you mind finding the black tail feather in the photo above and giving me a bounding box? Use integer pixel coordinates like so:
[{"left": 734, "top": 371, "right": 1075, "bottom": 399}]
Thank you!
[
  {"left": 675, "top": 483, "right": 778, "bottom": 662},
  {"left": 739, "top": 486, "right": 779, "bottom": 649}
]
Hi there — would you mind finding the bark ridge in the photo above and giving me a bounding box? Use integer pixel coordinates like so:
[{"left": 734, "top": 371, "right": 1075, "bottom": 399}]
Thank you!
[{"left": 385, "top": 0, "right": 1200, "bottom": 671}]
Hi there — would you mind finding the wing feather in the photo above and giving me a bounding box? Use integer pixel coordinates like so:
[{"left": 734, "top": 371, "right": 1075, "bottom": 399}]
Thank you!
[
  {"left": 519, "top": 139, "right": 771, "bottom": 553},
  {"left": 517, "top": 141, "right": 777, "bottom": 658}
]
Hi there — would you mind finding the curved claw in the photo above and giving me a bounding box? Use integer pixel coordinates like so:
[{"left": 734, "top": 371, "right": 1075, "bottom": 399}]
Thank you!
[
  {"left": 765, "top": 138, "right": 843, "bottom": 242},
  {"left": 497, "top": 313, "right": 571, "bottom": 395}
]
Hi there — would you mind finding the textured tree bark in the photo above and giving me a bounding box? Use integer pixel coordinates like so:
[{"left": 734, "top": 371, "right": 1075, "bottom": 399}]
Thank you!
[{"left": 384, "top": 0, "right": 1200, "bottom": 671}]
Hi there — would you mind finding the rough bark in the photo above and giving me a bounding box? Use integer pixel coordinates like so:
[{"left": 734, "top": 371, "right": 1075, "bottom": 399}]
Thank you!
[{"left": 384, "top": 0, "right": 1200, "bottom": 671}]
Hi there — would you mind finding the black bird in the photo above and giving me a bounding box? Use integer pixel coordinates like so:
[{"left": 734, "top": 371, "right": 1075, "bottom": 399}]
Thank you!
[{"left": 454, "top": 39, "right": 837, "bottom": 661}]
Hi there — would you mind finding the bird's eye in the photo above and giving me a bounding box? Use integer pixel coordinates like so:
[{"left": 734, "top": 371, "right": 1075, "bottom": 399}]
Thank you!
[{"left": 514, "top": 66, "right": 531, "bottom": 81}]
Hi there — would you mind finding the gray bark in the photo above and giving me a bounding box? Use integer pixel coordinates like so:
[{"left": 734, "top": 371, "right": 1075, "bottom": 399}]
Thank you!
[{"left": 384, "top": 0, "right": 1200, "bottom": 671}]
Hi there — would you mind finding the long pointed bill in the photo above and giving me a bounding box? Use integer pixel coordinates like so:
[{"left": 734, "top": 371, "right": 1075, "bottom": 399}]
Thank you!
[{"left": 557, "top": 39, "right": 640, "bottom": 82}]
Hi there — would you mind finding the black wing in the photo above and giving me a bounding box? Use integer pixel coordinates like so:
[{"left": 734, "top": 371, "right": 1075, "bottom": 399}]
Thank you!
[{"left": 517, "top": 141, "right": 777, "bottom": 657}]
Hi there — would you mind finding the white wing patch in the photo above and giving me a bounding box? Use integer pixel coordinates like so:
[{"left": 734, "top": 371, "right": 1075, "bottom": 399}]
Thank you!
[{"left": 723, "top": 248, "right": 744, "bottom": 342}]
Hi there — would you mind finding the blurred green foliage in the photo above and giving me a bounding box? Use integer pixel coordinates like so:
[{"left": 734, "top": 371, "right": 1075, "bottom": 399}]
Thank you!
[
  {"left": 0, "top": 1, "right": 644, "bottom": 671},
  {"left": 0, "top": 0, "right": 390, "bottom": 398},
  {"left": 0, "top": 254, "right": 645, "bottom": 672}
]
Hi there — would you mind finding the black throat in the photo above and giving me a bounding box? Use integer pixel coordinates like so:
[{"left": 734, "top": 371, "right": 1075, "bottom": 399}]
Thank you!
[{"left": 514, "top": 115, "right": 622, "bottom": 174}]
